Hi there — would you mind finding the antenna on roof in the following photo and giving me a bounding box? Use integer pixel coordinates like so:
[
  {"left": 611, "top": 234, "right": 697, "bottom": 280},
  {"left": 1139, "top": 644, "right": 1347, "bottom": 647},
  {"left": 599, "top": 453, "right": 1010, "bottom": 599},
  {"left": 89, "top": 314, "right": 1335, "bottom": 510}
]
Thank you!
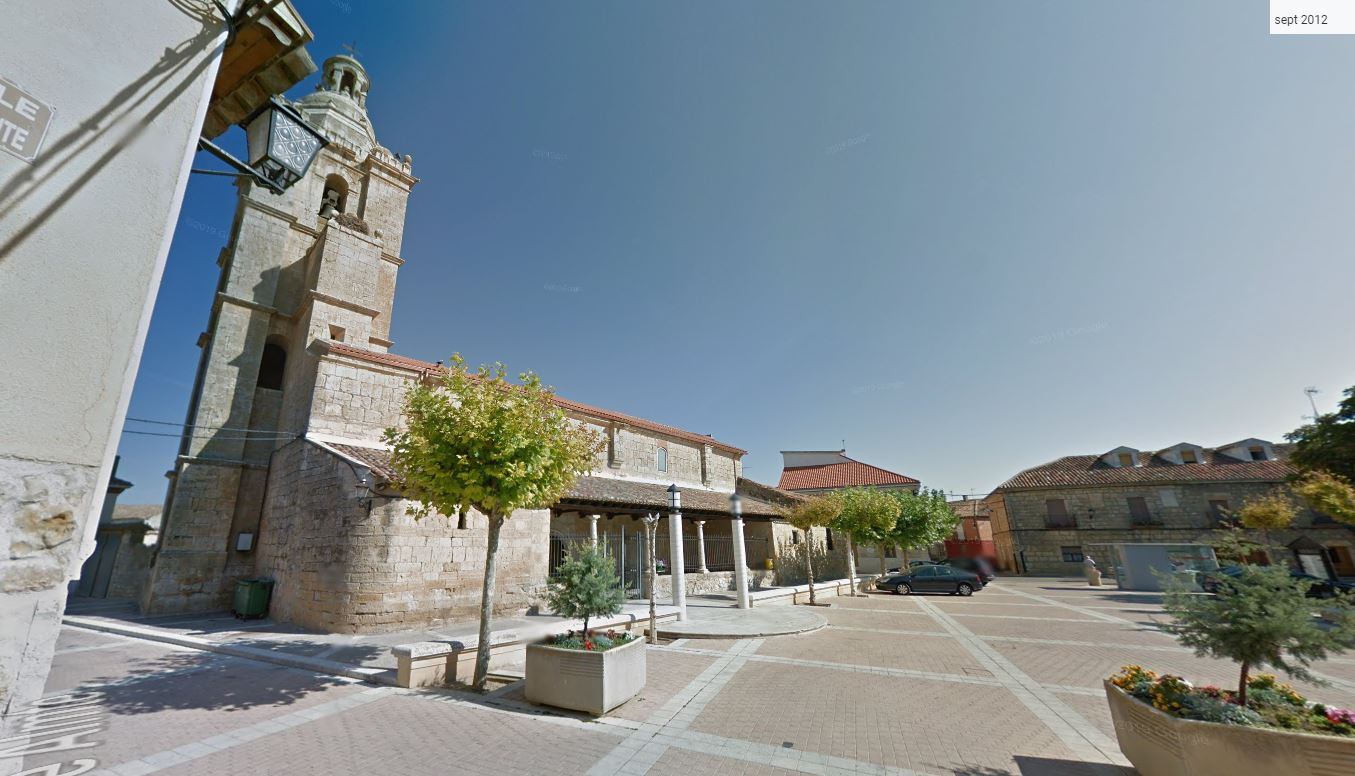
[
  {"left": 1303, "top": 386, "right": 1321, "bottom": 422},
  {"left": 841, "top": 439, "right": 846, "bottom": 451}
]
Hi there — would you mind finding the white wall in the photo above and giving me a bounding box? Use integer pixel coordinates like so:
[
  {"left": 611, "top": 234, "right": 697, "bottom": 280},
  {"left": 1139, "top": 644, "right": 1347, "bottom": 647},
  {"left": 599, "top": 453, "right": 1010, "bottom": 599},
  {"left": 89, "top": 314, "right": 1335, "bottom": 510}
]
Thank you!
[
  {"left": 781, "top": 450, "right": 850, "bottom": 468},
  {"left": 0, "top": 0, "right": 234, "bottom": 716}
]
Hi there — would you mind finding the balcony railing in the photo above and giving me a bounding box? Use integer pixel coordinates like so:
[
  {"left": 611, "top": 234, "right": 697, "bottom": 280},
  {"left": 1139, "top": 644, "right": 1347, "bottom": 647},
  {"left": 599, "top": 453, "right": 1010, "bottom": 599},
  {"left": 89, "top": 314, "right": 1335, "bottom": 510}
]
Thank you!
[{"left": 1044, "top": 516, "right": 1076, "bottom": 529}]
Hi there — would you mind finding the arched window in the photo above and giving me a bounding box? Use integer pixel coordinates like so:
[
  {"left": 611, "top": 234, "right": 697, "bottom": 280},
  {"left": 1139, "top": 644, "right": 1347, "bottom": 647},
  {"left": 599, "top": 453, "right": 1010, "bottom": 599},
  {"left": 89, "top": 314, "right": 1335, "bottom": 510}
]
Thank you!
[
  {"left": 340, "top": 71, "right": 356, "bottom": 96},
  {"left": 656, "top": 446, "right": 668, "bottom": 473},
  {"left": 257, "top": 343, "right": 286, "bottom": 390}
]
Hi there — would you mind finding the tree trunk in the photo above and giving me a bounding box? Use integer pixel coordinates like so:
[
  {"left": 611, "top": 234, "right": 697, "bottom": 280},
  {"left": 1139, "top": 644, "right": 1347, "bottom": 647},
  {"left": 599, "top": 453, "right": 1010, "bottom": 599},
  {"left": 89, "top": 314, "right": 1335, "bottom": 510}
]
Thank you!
[
  {"left": 845, "top": 537, "right": 858, "bottom": 596},
  {"left": 1238, "top": 660, "right": 1250, "bottom": 706},
  {"left": 879, "top": 543, "right": 888, "bottom": 576},
  {"left": 473, "top": 511, "right": 504, "bottom": 691},
  {"left": 805, "top": 536, "right": 817, "bottom": 605},
  {"left": 647, "top": 521, "right": 658, "bottom": 644}
]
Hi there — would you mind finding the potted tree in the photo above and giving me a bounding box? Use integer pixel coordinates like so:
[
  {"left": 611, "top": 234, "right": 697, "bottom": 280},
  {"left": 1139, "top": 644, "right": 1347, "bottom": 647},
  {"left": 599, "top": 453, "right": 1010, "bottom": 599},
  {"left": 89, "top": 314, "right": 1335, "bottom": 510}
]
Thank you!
[
  {"left": 1104, "top": 558, "right": 1355, "bottom": 776},
  {"left": 526, "top": 543, "right": 645, "bottom": 715}
]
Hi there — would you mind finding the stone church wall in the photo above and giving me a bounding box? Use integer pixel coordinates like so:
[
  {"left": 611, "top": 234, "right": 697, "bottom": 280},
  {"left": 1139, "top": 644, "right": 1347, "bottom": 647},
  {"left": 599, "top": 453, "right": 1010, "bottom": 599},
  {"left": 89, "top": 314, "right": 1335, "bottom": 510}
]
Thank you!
[
  {"left": 307, "top": 357, "right": 412, "bottom": 444},
  {"left": 255, "top": 440, "right": 549, "bottom": 633}
]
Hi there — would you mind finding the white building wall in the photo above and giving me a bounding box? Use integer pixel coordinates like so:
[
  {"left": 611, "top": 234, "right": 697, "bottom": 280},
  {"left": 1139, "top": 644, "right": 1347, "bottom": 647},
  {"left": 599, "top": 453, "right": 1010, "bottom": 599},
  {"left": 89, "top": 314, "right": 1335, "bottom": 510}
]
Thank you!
[{"left": 0, "top": 1, "right": 238, "bottom": 715}]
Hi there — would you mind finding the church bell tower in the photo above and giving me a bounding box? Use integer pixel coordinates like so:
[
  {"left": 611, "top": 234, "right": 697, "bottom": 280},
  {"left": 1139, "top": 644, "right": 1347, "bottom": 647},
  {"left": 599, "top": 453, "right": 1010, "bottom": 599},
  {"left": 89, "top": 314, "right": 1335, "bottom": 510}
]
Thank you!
[{"left": 143, "top": 53, "right": 418, "bottom": 613}]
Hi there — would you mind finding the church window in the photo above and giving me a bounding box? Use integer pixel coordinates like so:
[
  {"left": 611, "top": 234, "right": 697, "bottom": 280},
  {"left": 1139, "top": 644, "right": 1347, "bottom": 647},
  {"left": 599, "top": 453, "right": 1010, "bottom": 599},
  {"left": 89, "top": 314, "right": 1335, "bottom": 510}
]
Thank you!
[
  {"left": 257, "top": 343, "right": 286, "bottom": 390},
  {"left": 328, "top": 324, "right": 346, "bottom": 342},
  {"left": 340, "top": 71, "right": 357, "bottom": 95},
  {"left": 656, "top": 446, "right": 668, "bottom": 473}
]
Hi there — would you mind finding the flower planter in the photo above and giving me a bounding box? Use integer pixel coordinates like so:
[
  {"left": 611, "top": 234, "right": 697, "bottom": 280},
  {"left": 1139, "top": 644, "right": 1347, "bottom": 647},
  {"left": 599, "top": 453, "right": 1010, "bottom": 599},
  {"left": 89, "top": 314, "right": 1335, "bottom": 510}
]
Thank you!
[
  {"left": 525, "top": 636, "right": 646, "bottom": 715},
  {"left": 1104, "top": 680, "right": 1355, "bottom": 776}
]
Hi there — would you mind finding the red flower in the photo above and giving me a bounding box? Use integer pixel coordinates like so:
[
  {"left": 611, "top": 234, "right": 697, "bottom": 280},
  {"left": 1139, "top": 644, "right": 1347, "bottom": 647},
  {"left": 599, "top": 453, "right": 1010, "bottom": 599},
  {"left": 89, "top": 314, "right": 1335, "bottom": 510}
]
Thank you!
[{"left": 583, "top": 640, "right": 595, "bottom": 651}]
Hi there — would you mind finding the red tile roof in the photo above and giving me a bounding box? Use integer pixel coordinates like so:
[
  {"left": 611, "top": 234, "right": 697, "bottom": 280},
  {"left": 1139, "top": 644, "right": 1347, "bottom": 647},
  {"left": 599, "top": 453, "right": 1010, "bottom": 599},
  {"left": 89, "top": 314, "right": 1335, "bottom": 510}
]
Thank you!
[
  {"left": 996, "top": 446, "right": 1294, "bottom": 491},
  {"left": 777, "top": 457, "right": 920, "bottom": 491},
  {"left": 316, "top": 341, "right": 746, "bottom": 454}
]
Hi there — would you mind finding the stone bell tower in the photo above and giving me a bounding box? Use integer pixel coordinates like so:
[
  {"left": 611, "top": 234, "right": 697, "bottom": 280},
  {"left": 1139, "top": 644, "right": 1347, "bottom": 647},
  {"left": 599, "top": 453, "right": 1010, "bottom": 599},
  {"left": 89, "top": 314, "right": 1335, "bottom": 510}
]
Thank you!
[{"left": 143, "top": 54, "right": 418, "bottom": 613}]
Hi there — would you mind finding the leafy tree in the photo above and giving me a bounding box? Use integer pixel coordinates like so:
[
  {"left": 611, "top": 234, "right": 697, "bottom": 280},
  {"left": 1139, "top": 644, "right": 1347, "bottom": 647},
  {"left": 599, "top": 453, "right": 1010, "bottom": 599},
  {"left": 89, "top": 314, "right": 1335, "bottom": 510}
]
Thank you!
[
  {"left": 1236, "top": 490, "right": 1297, "bottom": 547},
  {"left": 833, "top": 488, "right": 900, "bottom": 594},
  {"left": 1293, "top": 471, "right": 1355, "bottom": 527},
  {"left": 546, "top": 543, "right": 624, "bottom": 638},
  {"left": 1162, "top": 564, "right": 1355, "bottom": 706},
  {"left": 888, "top": 488, "right": 960, "bottom": 565},
  {"left": 786, "top": 495, "right": 841, "bottom": 605},
  {"left": 385, "top": 356, "right": 602, "bottom": 690},
  {"left": 1287, "top": 385, "right": 1355, "bottom": 481}
]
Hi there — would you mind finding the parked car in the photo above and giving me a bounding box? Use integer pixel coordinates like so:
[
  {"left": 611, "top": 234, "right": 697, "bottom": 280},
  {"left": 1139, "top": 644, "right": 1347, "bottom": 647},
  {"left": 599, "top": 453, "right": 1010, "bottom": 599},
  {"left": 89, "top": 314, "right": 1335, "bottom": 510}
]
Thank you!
[
  {"left": 1200, "top": 565, "right": 1355, "bottom": 599},
  {"left": 875, "top": 564, "right": 983, "bottom": 596},
  {"left": 941, "top": 556, "right": 996, "bottom": 585},
  {"left": 908, "top": 559, "right": 939, "bottom": 568}
]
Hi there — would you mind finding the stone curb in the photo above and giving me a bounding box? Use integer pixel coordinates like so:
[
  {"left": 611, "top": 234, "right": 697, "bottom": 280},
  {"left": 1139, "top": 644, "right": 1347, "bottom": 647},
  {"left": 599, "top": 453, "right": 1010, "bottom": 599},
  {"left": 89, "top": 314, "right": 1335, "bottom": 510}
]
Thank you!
[
  {"left": 62, "top": 615, "right": 398, "bottom": 686},
  {"left": 656, "top": 621, "right": 827, "bottom": 639}
]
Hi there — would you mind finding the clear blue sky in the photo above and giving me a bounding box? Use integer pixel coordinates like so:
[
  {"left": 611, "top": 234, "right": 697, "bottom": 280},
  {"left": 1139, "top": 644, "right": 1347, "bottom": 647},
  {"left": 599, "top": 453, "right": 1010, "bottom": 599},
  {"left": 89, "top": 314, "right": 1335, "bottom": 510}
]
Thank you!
[{"left": 116, "top": 1, "right": 1355, "bottom": 504}]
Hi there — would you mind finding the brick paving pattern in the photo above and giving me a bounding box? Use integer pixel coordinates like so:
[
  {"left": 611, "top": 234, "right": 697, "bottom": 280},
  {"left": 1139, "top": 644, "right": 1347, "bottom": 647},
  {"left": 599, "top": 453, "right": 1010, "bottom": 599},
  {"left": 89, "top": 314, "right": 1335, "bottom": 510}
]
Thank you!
[{"left": 7, "top": 576, "right": 1351, "bottom": 775}]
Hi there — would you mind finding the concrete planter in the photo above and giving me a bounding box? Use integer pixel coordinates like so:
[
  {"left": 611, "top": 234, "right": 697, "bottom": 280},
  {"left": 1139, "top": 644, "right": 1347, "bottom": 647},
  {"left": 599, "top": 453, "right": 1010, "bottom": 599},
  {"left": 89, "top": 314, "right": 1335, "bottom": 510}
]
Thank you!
[
  {"left": 1104, "top": 680, "right": 1355, "bottom": 776},
  {"left": 525, "top": 636, "right": 646, "bottom": 715}
]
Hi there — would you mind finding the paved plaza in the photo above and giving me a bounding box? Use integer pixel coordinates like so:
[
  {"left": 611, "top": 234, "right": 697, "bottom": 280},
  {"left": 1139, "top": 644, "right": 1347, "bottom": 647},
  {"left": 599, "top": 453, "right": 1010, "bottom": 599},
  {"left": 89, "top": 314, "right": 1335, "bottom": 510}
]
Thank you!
[{"left": 10, "top": 576, "right": 1355, "bottom": 776}]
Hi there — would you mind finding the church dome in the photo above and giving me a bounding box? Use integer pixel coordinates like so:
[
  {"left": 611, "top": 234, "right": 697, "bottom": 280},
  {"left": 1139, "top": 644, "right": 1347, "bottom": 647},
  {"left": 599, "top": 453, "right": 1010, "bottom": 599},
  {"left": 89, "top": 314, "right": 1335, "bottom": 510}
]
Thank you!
[{"left": 297, "top": 52, "right": 378, "bottom": 155}]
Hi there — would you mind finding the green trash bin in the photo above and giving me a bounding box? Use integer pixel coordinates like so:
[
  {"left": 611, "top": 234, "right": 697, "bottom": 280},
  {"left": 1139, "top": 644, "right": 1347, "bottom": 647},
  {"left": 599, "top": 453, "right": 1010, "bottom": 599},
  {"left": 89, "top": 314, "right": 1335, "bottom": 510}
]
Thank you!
[{"left": 233, "top": 578, "right": 274, "bottom": 620}]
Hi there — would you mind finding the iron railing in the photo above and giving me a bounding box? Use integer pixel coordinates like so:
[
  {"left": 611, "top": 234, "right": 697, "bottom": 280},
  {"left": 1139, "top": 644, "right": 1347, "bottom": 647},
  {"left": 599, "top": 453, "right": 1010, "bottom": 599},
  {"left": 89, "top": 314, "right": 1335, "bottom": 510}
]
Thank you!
[{"left": 548, "top": 531, "right": 769, "bottom": 599}]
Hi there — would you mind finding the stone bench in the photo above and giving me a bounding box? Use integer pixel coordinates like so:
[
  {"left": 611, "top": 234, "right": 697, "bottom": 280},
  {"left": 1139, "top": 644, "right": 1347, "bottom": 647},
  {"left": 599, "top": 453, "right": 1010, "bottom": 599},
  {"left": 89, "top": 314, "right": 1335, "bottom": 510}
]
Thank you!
[{"left": 392, "top": 607, "right": 679, "bottom": 688}]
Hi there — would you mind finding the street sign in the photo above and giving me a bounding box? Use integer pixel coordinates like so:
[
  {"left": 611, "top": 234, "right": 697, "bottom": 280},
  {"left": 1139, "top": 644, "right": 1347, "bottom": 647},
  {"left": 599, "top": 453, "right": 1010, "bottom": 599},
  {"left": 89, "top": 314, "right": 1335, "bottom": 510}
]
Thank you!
[{"left": 0, "top": 76, "right": 55, "bottom": 163}]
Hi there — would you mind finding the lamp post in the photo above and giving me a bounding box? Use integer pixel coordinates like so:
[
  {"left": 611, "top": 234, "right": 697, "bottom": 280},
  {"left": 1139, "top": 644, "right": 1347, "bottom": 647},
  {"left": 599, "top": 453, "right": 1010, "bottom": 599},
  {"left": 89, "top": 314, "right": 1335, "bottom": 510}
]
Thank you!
[
  {"left": 667, "top": 484, "right": 686, "bottom": 621},
  {"left": 194, "top": 97, "right": 327, "bottom": 194},
  {"left": 730, "top": 493, "right": 750, "bottom": 609}
]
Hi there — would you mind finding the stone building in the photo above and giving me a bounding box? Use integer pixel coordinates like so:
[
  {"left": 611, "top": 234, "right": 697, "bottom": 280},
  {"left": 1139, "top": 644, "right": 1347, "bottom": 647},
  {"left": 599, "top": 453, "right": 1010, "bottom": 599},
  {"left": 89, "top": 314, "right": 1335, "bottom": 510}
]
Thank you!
[
  {"left": 986, "top": 438, "right": 1355, "bottom": 576},
  {"left": 141, "top": 52, "right": 796, "bottom": 632},
  {"left": 777, "top": 449, "right": 920, "bottom": 573}
]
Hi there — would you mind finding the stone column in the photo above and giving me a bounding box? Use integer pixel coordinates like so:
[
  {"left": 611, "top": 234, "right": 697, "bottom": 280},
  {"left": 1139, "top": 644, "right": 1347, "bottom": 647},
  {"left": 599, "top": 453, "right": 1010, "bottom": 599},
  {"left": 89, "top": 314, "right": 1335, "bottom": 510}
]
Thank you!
[
  {"left": 731, "top": 516, "right": 750, "bottom": 609},
  {"left": 694, "top": 520, "right": 709, "bottom": 573},
  {"left": 669, "top": 510, "right": 687, "bottom": 621},
  {"left": 587, "top": 514, "right": 600, "bottom": 547}
]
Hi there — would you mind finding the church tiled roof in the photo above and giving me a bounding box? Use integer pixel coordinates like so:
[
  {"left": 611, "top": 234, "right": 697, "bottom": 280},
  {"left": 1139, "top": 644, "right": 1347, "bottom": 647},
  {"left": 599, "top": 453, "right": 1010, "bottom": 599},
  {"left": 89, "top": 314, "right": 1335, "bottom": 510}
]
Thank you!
[
  {"left": 563, "top": 476, "right": 790, "bottom": 519},
  {"left": 317, "top": 341, "right": 746, "bottom": 454},
  {"left": 778, "top": 457, "right": 919, "bottom": 491}
]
